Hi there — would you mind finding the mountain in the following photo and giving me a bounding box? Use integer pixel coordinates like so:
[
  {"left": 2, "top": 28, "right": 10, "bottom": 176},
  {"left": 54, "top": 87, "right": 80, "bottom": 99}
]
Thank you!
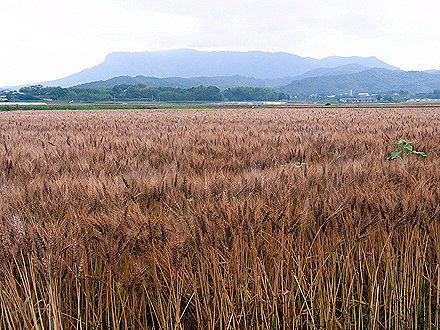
[
  {"left": 279, "top": 68, "right": 440, "bottom": 97},
  {"left": 37, "top": 49, "right": 398, "bottom": 87}
]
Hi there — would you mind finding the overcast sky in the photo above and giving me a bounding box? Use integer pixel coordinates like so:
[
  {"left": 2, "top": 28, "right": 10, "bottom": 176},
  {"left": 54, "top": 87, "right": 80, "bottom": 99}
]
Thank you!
[{"left": 2, "top": 0, "right": 440, "bottom": 87}]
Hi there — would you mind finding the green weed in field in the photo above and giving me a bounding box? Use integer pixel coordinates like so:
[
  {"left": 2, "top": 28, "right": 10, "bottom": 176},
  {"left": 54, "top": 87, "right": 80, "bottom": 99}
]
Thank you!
[{"left": 386, "top": 140, "right": 427, "bottom": 162}]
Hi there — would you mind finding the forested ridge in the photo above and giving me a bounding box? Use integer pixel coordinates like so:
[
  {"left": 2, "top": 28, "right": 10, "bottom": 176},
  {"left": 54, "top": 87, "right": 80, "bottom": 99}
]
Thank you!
[{"left": 6, "top": 84, "right": 289, "bottom": 102}]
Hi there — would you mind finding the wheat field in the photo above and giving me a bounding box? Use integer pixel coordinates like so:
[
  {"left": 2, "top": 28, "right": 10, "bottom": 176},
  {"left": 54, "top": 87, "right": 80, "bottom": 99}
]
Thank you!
[{"left": 0, "top": 105, "right": 439, "bottom": 329}]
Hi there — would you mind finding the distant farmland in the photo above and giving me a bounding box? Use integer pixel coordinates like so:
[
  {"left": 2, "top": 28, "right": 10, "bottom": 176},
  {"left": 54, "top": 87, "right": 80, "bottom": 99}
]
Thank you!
[{"left": 0, "top": 105, "right": 439, "bottom": 329}]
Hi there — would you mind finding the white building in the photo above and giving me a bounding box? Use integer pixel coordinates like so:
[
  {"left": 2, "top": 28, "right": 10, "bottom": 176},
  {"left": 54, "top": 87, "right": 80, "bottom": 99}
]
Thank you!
[{"left": 339, "top": 97, "right": 377, "bottom": 103}]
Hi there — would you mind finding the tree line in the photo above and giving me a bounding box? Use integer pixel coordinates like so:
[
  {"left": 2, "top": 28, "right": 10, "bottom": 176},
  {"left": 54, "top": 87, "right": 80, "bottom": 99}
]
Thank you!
[{"left": 8, "top": 84, "right": 290, "bottom": 103}]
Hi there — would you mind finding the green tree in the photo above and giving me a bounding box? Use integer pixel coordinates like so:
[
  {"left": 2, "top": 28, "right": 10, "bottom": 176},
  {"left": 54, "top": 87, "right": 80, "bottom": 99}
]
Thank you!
[{"left": 223, "top": 87, "right": 279, "bottom": 101}]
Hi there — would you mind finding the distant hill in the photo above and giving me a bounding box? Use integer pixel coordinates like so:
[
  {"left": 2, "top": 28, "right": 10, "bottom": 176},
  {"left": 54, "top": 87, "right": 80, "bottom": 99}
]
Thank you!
[
  {"left": 72, "top": 67, "right": 440, "bottom": 98},
  {"left": 74, "top": 75, "right": 295, "bottom": 90},
  {"left": 279, "top": 68, "right": 440, "bottom": 97},
  {"left": 36, "top": 49, "right": 398, "bottom": 88},
  {"left": 75, "top": 76, "right": 203, "bottom": 89},
  {"left": 291, "top": 64, "right": 370, "bottom": 80},
  {"left": 75, "top": 65, "right": 374, "bottom": 90}
]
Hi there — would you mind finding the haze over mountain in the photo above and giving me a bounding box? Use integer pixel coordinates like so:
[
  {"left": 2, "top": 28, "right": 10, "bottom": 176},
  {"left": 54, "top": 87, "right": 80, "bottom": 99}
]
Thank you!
[{"left": 34, "top": 49, "right": 398, "bottom": 88}]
